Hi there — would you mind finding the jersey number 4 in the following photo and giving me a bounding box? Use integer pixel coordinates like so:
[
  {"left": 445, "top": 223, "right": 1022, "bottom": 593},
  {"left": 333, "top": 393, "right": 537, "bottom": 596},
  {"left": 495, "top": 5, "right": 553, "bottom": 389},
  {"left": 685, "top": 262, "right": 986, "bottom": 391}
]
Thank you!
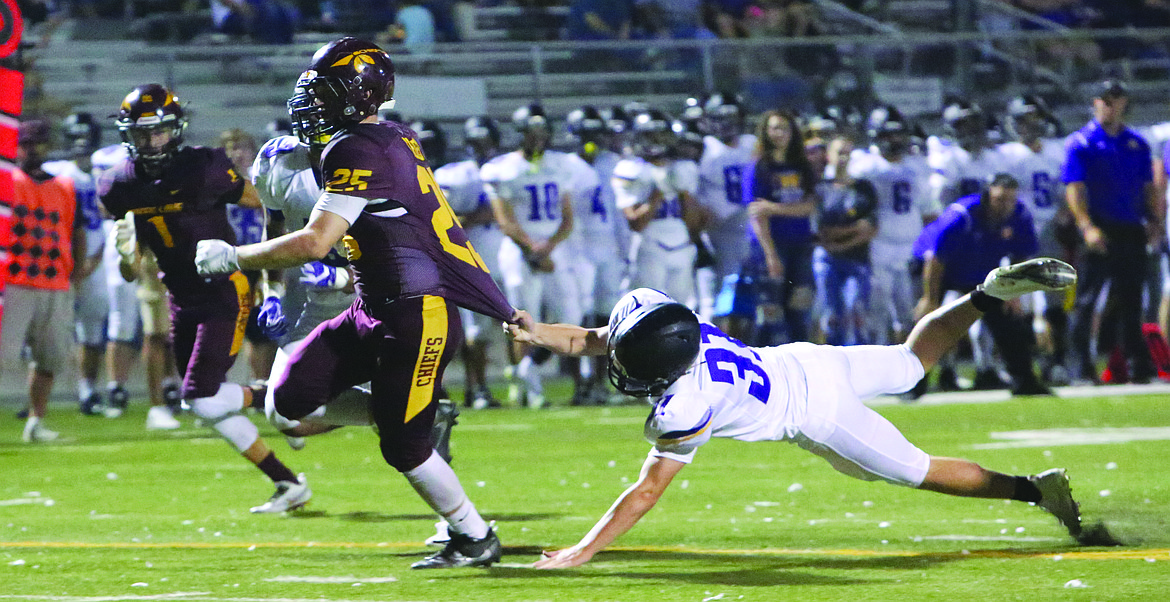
[{"left": 418, "top": 165, "right": 490, "bottom": 272}]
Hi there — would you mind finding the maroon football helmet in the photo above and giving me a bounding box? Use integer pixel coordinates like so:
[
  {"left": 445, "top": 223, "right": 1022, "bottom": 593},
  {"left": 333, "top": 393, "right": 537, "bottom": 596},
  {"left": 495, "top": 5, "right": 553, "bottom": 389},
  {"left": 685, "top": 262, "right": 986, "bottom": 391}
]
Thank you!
[
  {"left": 114, "top": 84, "right": 186, "bottom": 174},
  {"left": 288, "top": 37, "right": 396, "bottom": 149}
]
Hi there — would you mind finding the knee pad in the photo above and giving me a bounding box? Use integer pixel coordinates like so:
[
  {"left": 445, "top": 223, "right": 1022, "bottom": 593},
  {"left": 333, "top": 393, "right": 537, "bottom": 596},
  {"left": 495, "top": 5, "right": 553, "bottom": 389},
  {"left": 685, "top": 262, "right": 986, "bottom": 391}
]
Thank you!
[
  {"left": 190, "top": 383, "right": 245, "bottom": 421},
  {"left": 212, "top": 414, "right": 259, "bottom": 453}
]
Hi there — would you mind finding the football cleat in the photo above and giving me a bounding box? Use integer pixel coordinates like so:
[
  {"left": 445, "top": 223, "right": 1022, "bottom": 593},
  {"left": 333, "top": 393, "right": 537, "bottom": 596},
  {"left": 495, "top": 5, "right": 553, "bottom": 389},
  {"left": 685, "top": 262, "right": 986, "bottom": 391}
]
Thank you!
[
  {"left": 979, "top": 258, "right": 1076, "bottom": 301},
  {"left": 146, "top": 406, "right": 181, "bottom": 430},
  {"left": 163, "top": 382, "right": 183, "bottom": 412},
  {"left": 1030, "top": 468, "right": 1082, "bottom": 537},
  {"left": 22, "top": 418, "right": 59, "bottom": 443},
  {"left": 79, "top": 392, "right": 105, "bottom": 416},
  {"left": 411, "top": 528, "right": 501, "bottom": 569},
  {"left": 432, "top": 399, "right": 459, "bottom": 463},
  {"left": 104, "top": 385, "right": 130, "bottom": 419},
  {"left": 425, "top": 520, "right": 452, "bottom": 546},
  {"left": 250, "top": 474, "right": 311, "bottom": 513}
]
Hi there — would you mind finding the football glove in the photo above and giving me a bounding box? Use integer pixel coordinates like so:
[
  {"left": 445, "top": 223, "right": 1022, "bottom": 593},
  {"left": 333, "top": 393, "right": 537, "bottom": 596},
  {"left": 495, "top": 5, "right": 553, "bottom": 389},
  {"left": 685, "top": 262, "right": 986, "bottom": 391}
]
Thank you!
[
  {"left": 299, "top": 261, "right": 352, "bottom": 290},
  {"left": 113, "top": 213, "right": 137, "bottom": 263},
  {"left": 195, "top": 239, "right": 240, "bottom": 275},
  {"left": 257, "top": 295, "right": 288, "bottom": 339}
]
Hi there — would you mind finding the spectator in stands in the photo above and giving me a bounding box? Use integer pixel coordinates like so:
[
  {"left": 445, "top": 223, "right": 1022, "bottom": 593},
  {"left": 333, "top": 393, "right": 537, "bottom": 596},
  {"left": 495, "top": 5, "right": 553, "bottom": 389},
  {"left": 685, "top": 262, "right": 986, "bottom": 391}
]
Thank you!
[
  {"left": 744, "top": 0, "right": 828, "bottom": 76},
  {"left": 635, "top": 0, "right": 714, "bottom": 39},
  {"left": 566, "top": 0, "right": 633, "bottom": 40},
  {"left": 211, "top": 0, "right": 299, "bottom": 44},
  {"left": 389, "top": 0, "right": 437, "bottom": 53},
  {"left": 1012, "top": 0, "right": 1102, "bottom": 74},
  {"left": 707, "top": 0, "right": 751, "bottom": 38},
  {"left": 1063, "top": 80, "right": 1164, "bottom": 384}
]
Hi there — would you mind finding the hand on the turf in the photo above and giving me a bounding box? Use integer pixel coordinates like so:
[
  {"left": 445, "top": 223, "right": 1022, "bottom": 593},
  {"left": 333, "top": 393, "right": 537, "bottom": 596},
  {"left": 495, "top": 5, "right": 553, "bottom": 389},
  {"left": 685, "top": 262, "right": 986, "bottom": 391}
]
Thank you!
[
  {"left": 195, "top": 239, "right": 240, "bottom": 275},
  {"left": 533, "top": 546, "right": 592, "bottom": 569}
]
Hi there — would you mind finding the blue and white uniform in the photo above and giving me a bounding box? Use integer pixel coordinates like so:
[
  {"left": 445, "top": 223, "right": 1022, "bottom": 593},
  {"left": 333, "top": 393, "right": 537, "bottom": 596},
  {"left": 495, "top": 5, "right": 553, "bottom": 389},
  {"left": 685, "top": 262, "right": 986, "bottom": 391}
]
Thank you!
[
  {"left": 848, "top": 148, "right": 936, "bottom": 343},
  {"left": 91, "top": 144, "right": 141, "bottom": 343},
  {"left": 613, "top": 157, "right": 698, "bottom": 306},
  {"left": 615, "top": 288, "right": 931, "bottom": 486},
  {"left": 43, "top": 158, "right": 110, "bottom": 347},
  {"left": 481, "top": 149, "right": 591, "bottom": 325},
  {"left": 696, "top": 134, "right": 758, "bottom": 315},
  {"left": 565, "top": 149, "right": 627, "bottom": 319}
]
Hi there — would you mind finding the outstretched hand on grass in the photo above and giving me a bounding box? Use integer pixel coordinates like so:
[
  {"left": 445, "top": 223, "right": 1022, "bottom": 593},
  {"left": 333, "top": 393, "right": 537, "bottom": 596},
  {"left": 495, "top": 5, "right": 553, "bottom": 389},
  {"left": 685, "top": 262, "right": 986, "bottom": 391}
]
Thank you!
[{"left": 533, "top": 545, "right": 593, "bottom": 569}]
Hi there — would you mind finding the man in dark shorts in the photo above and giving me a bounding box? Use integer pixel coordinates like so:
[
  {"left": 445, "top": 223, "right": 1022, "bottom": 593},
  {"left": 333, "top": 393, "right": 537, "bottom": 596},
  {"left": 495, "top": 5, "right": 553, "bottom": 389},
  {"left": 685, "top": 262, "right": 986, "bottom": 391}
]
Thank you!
[
  {"left": 98, "top": 84, "right": 309, "bottom": 514},
  {"left": 195, "top": 38, "right": 516, "bottom": 569}
]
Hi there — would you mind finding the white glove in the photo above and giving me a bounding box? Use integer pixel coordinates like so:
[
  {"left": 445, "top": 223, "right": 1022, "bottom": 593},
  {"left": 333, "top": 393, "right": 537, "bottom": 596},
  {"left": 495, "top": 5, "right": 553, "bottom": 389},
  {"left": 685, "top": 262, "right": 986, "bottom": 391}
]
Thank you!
[
  {"left": 113, "top": 213, "right": 137, "bottom": 262},
  {"left": 299, "top": 261, "right": 352, "bottom": 290},
  {"left": 195, "top": 239, "right": 240, "bottom": 275}
]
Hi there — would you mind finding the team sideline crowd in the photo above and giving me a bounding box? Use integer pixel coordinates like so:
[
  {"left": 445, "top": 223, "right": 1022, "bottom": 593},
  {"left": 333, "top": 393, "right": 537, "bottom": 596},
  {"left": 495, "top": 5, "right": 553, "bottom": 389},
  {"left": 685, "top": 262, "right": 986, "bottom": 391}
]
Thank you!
[{"left": 6, "top": 35, "right": 1152, "bottom": 568}]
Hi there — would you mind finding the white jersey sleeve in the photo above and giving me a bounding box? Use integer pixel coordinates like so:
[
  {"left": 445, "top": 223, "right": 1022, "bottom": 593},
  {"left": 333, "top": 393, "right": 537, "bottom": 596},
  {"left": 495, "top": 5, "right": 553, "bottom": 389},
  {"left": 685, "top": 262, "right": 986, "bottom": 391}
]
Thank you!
[
  {"left": 644, "top": 395, "right": 713, "bottom": 463},
  {"left": 251, "top": 136, "right": 316, "bottom": 216}
]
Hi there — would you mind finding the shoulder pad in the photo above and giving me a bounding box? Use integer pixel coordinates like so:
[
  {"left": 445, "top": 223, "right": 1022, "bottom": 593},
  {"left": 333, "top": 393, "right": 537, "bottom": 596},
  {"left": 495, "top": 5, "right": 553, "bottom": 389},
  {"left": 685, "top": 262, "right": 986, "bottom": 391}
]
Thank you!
[{"left": 643, "top": 395, "right": 713, "bottom": 448}]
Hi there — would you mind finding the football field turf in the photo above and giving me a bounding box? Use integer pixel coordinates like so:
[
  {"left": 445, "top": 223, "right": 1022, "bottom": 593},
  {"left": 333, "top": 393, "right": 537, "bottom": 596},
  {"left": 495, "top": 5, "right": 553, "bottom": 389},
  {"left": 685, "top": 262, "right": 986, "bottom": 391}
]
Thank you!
[{"left": 2, "top": 386, "right": 1169, "bottom": 601}]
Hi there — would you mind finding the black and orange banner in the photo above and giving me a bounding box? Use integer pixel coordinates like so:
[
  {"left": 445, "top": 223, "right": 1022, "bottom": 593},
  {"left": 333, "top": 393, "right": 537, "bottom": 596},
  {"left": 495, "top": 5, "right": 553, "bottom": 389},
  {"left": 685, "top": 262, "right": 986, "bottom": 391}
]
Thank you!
[{"left": 0, "top": 0, "right": 20, "bottom": 334}]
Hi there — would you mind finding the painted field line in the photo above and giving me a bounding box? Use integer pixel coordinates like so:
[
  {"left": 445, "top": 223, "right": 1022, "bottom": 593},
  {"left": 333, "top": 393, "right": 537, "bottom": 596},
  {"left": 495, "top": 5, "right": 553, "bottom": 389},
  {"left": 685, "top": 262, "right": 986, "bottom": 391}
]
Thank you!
[
  {"left": 0, "top": 595, "right": 430, "bottom": 602},
  {"left": 1, "top": 541, "right": 1166, "bottom": 560}
]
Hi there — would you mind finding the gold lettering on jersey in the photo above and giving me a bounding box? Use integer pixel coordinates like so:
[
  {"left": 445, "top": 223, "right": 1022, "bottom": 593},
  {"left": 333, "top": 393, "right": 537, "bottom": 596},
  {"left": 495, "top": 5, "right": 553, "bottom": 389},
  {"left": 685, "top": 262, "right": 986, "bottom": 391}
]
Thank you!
[
  {"left": 417, "top": 165, "right": 489, "bottom": 271},
  {"left": 342, "top": 234, "right": 362, "bottom": 261},
  {"left": 227, "top": 168, "right": 239, "bottom": 183},
  {"left": 129, "top": 202, "right": 184, "bottom": 216},
  {"left": 325, "top": 168, "right": 372, "bottom": 192},
  {"left": 403, "top": 137, "right": 426, "bottom": 161},
  {"left": 414, "top": 337, "right": 444, "bottom": 387},
  {"left": 780, "top": 173, "right": 801, "bottom": 188}
]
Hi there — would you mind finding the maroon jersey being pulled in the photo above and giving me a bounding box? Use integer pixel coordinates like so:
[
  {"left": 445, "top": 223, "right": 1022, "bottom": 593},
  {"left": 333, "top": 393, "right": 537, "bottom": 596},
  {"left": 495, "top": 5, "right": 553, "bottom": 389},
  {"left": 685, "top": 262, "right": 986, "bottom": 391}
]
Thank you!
[
  {"left": 98, "top": 146, "right": 245, "bottom": 304},
  {"left": 319, "top": 122, "right": 513, "bottom": 322}
]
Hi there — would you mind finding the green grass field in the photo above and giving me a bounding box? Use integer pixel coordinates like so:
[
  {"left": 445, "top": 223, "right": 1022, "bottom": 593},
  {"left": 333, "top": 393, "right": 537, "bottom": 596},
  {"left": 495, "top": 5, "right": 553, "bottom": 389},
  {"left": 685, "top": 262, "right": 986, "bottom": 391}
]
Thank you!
[{"left": 2, "top": 385, "right": 1169, "bottom": 602}]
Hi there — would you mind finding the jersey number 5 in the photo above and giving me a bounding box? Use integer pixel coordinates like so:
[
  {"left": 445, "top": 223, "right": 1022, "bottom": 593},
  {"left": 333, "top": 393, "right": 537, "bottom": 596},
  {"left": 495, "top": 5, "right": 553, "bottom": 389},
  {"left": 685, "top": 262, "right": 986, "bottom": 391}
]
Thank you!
[{"left": 418, "top": 165, "right": 489, "bottom": 272}]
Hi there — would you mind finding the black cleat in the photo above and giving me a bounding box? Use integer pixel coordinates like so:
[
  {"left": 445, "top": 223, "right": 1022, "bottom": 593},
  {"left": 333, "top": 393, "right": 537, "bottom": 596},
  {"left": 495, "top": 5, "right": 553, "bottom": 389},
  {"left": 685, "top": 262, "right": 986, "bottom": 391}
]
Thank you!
[
  {"left": 1012, "top": 378, "right": 1053, "bottom": 397},
  {"left": 431, "top": 399, "right": 459, "bottom": 464},
  {"left": 163, "top": 382, "right": 183, "bottom": 412},
  {"left": 79, "top": 392, "right": 105, "bottom": 416},
  {"left": 900, "top": 376, "right": 929, "bottom": 402},
  {"left": 937, "top": 366, "right": 962, "bottom": 392},
  {"left": 972, "top": 368, "right": 1009, "bottom": 391},
  {"left": 104, "top": 386, "right": 130, "bottom": 418},
  {"left": 411, "top": 528, "right": 501, "bottom": 569}
]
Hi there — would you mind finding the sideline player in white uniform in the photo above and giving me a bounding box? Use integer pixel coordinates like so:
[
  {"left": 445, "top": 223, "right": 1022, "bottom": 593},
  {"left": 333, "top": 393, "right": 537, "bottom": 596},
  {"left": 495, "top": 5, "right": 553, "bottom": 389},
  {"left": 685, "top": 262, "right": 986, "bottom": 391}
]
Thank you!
[
  {"left": 508, "top": 258, "right": 1086, "bottom": 568},
  {"left": 997, "top": 96, "right": 1071, "bottom": 383},
  {"left": 481, "top": 103, "right": 584, "bottom": 408},
  {"left": 613, "top": 109, "right": 703, "bottom": 307},
  {"left": 564, "top": 106, "right": 628, "bottom": 405},
  {"left": 927, "top": 100, "right": 1010, "bottom": 390},
  {"left": 849, "top": 106, "right": 937, "bottom": 345},
  {"left": 694, "top": 93, "right": 758, "bottom": 320},
  {"left": 437, "top": 117, "right": 505, "bottom": 410},
  {"left": 41, "top": 113, "right": 110, "bottom": 417}
]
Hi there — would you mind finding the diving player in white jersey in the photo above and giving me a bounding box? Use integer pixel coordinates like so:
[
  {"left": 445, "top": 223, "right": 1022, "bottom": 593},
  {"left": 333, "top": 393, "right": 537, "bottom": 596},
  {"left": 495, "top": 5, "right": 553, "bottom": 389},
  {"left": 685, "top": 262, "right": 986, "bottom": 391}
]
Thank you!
[
  {"left": 436, "top": 116, "right": 505, "bottom": 410},
  {"left": 482, "top": 103, "right": 582, "bottom": 408},
  {"left": 508, "top": 258, "right": 1086, "bottom": 568},
  {"left": 564, "top": 106, "right": 629, "bottom": 405},
  {"left": 42, "top": 113, "right": 115, "bottom": 418},
  {"left": 849, "top": 106, "right": 937, "bottom": 345},
  {"left": 694, "top": 93, "right": 758, "bottom": 321},
  {"left": 613, "top": 109, "right": 703, "bottom": 310}
]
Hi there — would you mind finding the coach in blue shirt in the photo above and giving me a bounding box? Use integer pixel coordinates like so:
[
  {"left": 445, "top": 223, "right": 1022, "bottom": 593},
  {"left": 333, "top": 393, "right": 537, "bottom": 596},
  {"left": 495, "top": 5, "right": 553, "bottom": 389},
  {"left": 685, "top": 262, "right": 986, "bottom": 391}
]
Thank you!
[
  {"left": 913, "top": 173, "right": 1049, "bottom": 396},
  {"left": 1062, "top": 80, "right": 1164, "bottom": 383}
]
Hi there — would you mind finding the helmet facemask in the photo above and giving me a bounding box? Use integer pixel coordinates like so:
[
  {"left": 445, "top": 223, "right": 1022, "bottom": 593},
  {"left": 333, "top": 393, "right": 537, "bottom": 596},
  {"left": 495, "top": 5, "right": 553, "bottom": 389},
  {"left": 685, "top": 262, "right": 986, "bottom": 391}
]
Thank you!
[
  {"left": 288, "top": 74, "right": 358, "bottom": 150},
  {"left": 118, "top": 119, "right": 185, "bottom": 177}
]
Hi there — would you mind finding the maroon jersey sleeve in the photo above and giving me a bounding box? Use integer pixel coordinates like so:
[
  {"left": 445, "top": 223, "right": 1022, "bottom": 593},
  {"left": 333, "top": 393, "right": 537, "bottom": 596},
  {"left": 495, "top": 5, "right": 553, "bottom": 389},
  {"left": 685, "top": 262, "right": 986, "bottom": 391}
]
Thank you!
[{"left": 320, "top": 123, "right": 514, "bottom": 322}]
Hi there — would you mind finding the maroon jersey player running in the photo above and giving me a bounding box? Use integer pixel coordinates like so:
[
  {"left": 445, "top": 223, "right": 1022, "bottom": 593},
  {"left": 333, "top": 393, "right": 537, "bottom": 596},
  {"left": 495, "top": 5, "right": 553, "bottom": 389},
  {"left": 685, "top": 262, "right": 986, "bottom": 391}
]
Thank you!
[
  {"left": 196, "top": 38, "right": 515, "bottom": 569},
  {"left": 98, "top": 84, "right": 308, "bottom": 513}
]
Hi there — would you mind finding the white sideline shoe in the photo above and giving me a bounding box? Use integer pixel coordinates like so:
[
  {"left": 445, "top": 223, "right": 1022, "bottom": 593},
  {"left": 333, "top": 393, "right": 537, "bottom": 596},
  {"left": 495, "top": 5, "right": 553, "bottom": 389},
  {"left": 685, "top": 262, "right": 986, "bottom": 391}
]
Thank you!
[
  {"left": 1030, "top": 468, "right": 1082, "bottom": 537},
  {"left": 250, "top": 473, "right": 311, "bottom": 513},
  {"left": 981, "top": 258, "right": 1077, "bottom": 300},
  {"left": 22, "top": 418, "right": 59, "bottom": 443},
  {"left": 145, "top": 406, "right": 181, "bottom": 430}
]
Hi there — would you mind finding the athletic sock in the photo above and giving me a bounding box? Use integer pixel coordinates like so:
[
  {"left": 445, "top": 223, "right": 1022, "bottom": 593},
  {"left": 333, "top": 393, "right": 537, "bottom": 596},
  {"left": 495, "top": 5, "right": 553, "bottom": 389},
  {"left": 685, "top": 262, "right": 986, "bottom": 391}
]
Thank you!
[
  {"left": 256, "top": 452, "right": 298, "bottom": 484},
  {"left": 78, "top": 379, "right": 94, "bottom": 401},
  {"left": 404, "top": 451, "right": 489, "bottom": 538},
  {"left": 1011, "top": 476, "right": 1042, "bottom": 503}
]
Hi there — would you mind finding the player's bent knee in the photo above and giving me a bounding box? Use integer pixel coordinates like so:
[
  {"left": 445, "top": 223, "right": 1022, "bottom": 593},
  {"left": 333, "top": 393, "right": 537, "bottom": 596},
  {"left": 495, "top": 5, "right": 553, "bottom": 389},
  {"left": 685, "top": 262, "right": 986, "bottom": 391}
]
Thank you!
[
  {"left": 190, "top": 383, "right": 244, "bottom": 421},
  {"left": 381, "top": 440, "right": 432, "bottom": 473},
  {"left": 212, "top": 414, "right": 259, "bottom": 452}
]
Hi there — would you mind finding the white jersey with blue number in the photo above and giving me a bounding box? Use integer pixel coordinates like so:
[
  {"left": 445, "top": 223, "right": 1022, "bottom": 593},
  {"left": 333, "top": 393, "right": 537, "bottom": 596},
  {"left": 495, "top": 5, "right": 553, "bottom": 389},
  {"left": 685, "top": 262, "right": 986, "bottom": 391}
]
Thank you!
[
  {"left": 697, "top": 134, "right": 758, "bottom": 222},
  {"left": 612, "top": 157, "right": 698, "bottom": 251},
  {"left": 926, "top": 137, "right": 1005, "bottom": 206},
  {"left": 42, "top": 159, "right": 105, "bottom": 257},
  {"left": 481, "top": 150, "right": 582, "bottom": 240},
  {"left": 570, "top": 150, "right": 624, "bottom": 246},
  {"left": 847, "top": 148, "right": 936, "bottom": 251},
  {"left": 611, "top": 289, "right": 809, "bottom": 464},
  {"left": 251, "top": 136, "right": 352, "bottom": 317},
  {"left": 435, "top": 158, "right": 503, "bottom": 274},
  {"left": 996, "top": 138, "right": 1066, "bottom": 232}
]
